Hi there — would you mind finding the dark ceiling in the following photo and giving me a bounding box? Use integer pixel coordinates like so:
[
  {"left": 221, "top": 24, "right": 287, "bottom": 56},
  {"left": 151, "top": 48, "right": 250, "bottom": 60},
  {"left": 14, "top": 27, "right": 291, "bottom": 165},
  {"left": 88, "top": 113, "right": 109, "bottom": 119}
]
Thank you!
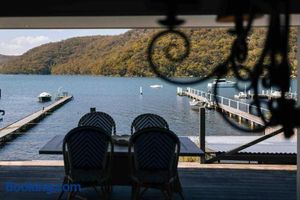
[{"left": 1, "top": 0, "right": 300, "bottom": 17}]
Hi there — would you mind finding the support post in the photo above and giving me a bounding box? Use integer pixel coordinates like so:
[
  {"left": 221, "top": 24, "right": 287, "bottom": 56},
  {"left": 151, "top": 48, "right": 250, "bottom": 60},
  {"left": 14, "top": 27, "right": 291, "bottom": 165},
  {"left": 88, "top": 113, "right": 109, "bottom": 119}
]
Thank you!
[
  {"left": 199, "top": 107, "right": 206, "bottom": 163},
  {"left": 250, "top": 121, "right": 254, "bottom": 129},
  {"left": 296, "top": 27, "right": 300, "bottom": 200}
]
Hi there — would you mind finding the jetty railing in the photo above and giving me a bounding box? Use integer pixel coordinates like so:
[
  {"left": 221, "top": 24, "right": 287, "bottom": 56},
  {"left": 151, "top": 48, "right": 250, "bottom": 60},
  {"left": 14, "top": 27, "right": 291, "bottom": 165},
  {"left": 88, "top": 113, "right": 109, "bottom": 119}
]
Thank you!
[{"left": 186, "top": 87, "right": 270, "bottom": 118}]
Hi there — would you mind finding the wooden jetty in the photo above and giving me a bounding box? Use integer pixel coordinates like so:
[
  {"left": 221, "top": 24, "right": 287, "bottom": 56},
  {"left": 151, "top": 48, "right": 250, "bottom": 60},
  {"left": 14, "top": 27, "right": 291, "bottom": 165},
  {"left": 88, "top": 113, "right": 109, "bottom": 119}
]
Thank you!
[
  {"left": 179, "top": 87, "right": 279, "bottom": 133},
  {"left": 0, "top": 95, "right": 73, "bottom": 144}
]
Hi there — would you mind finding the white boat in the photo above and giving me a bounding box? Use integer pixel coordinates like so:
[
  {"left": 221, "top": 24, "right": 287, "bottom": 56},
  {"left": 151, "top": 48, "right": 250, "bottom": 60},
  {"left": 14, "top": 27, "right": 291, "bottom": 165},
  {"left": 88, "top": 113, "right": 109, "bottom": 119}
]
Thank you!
[
  {"left": 189, "top": 99, "right": 203, "bottom": 110},
  {"left": 150, "top": 84, "right": 163, "bottom": 88},
  {"left": 55, "top": 87, "right": 69, "bottom": 100},
  {"left": 38, "top": 92, "right": 52, "bottom": 102},
  {"left": 234, "top": 85, "right": 249, "bottom": 99},
  {"left": 270, "top": 91, "right": 281, "bottom": 99},
  {"left": 205, "top": 102, "right": 214, "bottom": 109},
  {"left": 234, "top": 92, "right": 248, "bottom": 99},
  {"left": 207, "top": 79, "right": 236, "bottom": 89}
]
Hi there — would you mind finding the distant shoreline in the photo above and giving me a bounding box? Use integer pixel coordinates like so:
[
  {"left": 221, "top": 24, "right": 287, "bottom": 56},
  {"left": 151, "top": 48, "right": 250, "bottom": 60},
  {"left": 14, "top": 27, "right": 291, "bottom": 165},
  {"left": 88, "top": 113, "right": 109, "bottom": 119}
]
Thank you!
[{"left": 0, "top": 73, "right": 297, "bottom": 79}]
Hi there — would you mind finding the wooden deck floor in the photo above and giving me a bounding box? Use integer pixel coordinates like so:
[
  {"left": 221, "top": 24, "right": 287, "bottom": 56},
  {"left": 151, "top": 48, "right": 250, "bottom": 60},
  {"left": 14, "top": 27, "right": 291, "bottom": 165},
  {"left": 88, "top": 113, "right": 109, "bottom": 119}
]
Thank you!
[{"left": 0, "top": 166, "right": 296, "bottom": 200}]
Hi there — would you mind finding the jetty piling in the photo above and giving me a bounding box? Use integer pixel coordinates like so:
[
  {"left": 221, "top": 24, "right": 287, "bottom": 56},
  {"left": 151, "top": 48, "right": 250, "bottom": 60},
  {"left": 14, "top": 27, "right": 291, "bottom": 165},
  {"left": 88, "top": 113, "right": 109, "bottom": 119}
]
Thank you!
[{"left": 199, "top": 107, "right": 206, "bottom": 163}]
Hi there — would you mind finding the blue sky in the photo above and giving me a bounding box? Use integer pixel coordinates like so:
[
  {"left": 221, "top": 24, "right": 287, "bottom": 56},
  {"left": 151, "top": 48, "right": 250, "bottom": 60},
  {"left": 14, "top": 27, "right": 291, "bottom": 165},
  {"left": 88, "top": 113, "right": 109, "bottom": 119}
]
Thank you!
[{"left": 0, "top": 29, "right": 129, "bottom": 55}]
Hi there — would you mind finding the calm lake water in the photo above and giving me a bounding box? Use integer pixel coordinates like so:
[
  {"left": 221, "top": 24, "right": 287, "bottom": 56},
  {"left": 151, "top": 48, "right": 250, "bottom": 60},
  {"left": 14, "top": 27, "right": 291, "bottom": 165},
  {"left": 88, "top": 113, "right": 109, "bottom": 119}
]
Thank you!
[{"left": 0, "top": 75, "right": 296, "bottom": 160}]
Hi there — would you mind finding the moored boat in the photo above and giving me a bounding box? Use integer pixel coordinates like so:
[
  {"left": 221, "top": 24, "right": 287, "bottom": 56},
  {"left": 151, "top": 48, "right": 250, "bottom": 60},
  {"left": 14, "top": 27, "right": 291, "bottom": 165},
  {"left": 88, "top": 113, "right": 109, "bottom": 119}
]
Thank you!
[
  {"left": 234, "top": 92, "right": 248, "bottom": 99},
  {"left": 55, "top": 87, "right": 69, "bottom": 100},
  {"left": 207, "top": 79, "right": 236, "bottom": 89},
  {"left": 38, "top": 92, "right": 52, "bottom": 102},
  {"left": 189, "top": 99, "right": 203, "bottom": 110},
  {"left": 150, "top": 84, "right": 163, "bottom": 88}
]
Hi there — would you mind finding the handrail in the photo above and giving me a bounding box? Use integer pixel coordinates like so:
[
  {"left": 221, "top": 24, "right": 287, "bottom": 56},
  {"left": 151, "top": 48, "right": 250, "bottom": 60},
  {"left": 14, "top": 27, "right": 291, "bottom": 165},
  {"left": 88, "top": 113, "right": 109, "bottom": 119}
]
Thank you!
[{"left": 186, "top": 87, "right": 270, "bottom": 115}]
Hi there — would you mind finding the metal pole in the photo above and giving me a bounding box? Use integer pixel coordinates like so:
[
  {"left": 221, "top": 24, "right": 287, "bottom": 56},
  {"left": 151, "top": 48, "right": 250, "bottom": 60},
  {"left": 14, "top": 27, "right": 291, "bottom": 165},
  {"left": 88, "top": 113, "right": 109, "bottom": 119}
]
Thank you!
[
  {"left": 199, "top": 107, "right": 206, "bottom": 163},
  {"left": 90, "top": 107, "right": 96, "bottom": 112},
  {"left": 296, "top": 27, "right": 300, "bottom": 200}
]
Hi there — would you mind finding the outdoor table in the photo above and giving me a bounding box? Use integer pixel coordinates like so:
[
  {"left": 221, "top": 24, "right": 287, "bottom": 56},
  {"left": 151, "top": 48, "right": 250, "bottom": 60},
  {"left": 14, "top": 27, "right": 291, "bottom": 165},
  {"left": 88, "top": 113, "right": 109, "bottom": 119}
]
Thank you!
[{"left": 39, "top": 134, "right": 204, "bottom": 185}]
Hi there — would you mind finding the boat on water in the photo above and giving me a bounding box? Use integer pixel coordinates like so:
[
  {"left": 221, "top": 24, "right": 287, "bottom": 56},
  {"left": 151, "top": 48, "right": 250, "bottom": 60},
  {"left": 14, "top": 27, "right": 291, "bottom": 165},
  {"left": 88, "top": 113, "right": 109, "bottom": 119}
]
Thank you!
[
  {"left": 55, "top": 87, "right": 69, "bottom": 100},
  {"left": 234, "top": 92, "right": 248, "bottom": 99},
  {"left": 234, "top": 85, "right": 249, "bottom": 99},
  {"left": 189, "top": 99, "right": 202, "bottom": 110},
  {"left": 150, "top": 84, "right": 163, "bottom": 88},
  {"left": 270, "top": 91, "right": 281, "bottom": 99},
  {"left": 207, "top": 79, "right": 236, "bottom": 89},
  {"left": 38, "top": 92, "right": 52, "bottom": 102},
  {"left": 189, "top": 99, "right": 213, "bottom": 110}
]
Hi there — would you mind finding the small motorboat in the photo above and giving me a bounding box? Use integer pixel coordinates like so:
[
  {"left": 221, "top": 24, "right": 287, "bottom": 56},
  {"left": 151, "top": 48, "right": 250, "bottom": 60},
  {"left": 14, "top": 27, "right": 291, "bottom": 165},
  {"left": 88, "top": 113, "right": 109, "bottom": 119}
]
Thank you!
[
  {"left": 207, "top": 79, "right": 236, "bottom": 89},
  {"left": 55, "top": 87, "right": 69, "bottom": 100},
  {"left": 234, "top": 92, "right": 248, "bottom": 99},
  {"left": 38, "top": 92, "right": 52, "bottom": 102},
  {"left": 270, "top": 91, "right": 281, "bottom": 99},
  {"left": 189, "top": 99, "right": 203, "bottom": 111},
  {"left": 150, "top": 84, "right": 163, "bottom": 88}
]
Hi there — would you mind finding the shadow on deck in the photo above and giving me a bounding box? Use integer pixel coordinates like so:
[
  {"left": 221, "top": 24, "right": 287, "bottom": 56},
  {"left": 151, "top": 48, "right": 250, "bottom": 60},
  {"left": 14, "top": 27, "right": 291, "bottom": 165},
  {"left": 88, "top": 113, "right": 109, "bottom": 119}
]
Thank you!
[{"left": 0, "top": 165, "right": 296, "bottom": 200}]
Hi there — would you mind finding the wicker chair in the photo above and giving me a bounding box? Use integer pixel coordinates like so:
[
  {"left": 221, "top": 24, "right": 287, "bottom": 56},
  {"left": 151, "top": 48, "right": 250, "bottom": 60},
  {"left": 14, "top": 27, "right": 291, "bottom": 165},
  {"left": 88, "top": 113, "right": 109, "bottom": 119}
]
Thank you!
[
  {"left": 78, "top": 111, "right": 116, "bottom": 135},
  {"left": 129, "top": 127, "right": 184, "bottom": 200},
  {"left": 58, "top": 126, "right": 113, "bottom": 200},
  {"left": 130, "top": 113, "right": 169, "bottom": 134}
]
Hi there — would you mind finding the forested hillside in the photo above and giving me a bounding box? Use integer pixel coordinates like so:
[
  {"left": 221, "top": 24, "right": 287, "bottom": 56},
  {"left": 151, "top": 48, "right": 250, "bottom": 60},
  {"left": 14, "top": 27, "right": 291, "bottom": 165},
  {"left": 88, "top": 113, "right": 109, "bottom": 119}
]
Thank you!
[
  {"left": 0, "top": 54, "right": 17, "bottom": 64},
  {"left": 0, "top": 28, "right": 297, "bottom": 76}
]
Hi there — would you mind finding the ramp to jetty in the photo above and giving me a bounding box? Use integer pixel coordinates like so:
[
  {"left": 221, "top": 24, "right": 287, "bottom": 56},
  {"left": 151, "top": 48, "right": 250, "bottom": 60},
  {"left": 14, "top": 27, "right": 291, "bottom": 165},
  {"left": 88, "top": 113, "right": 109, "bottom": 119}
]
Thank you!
[{"left": 0, "top": 96, "right": 73, "bottom": 144}]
